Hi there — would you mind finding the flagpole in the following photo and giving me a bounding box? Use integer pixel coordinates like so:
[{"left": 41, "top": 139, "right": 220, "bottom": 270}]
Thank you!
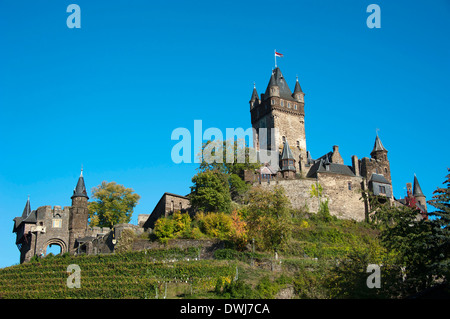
[{"left": 274, "top": 49, "right": 277, "bottom": 68}]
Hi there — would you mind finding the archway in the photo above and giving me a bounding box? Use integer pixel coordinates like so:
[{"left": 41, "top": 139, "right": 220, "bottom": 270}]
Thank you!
[
  {"left": 46, "top": 244, "right": 62, "bottom": 255},
  {"left": 44, "top": 238, "right": 68, "bottom": 256}
]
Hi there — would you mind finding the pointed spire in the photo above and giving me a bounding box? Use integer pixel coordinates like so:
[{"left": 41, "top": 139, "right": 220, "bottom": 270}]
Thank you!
[
  {"left": 413, "top": 174, "right": 424, "bottom": 197},
  {"left": 294, "top": 75, "right": 303, "bottom": 93},
  {"left": 72, "top": 168, "right": 89, "bottom": 199},
  {"left": 281, "top": 140, "right": 295, "bottom": 160},
  {"left": 280, "top": 140, "right": 296, "bottom": 172},
  {"left": 250, "top": 82, "right": 259, "bottom": 101},
  {"left": 21, "top": 195, "right": 31, "bottom": 218},
  {"left": 268, "top": 70, "right": 277, "bottom": 88},
  {"left": 370, "top": 134, "right": 388, "bottom": 160}
]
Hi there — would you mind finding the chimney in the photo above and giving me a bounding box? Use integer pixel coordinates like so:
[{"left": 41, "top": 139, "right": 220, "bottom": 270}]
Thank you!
[
  {"left": 352, "top": 155, "right": 359, "bottom": 176},
  {"left": 331, "top": 145, "right": 344, "bottom": 164}
]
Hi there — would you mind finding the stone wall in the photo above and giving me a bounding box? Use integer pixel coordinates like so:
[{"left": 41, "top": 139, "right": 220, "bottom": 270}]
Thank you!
[
  {"left": 256, "top": 174, "right": 367, "bottom": 221},
  {"left": 32, "top": 206, "right": 71, "bottom": 259},
  {"left": 143, "top": 193, "right": 191, "bottom": 229}
]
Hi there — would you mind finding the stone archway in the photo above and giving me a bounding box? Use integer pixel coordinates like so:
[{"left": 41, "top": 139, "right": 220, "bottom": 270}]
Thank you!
[{"left": 44, "top": 238, "right": 68, "bottom": 255}]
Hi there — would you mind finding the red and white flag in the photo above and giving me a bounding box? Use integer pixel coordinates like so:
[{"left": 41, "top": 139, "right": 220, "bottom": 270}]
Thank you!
[{"left": 275, "top": 51, "right": 283, "bottom": 57}]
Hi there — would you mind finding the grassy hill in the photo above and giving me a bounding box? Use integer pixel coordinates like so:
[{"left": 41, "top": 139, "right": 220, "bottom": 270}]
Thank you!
[{"left": 0, "top": 215, "right": 381, "bottom": 299}]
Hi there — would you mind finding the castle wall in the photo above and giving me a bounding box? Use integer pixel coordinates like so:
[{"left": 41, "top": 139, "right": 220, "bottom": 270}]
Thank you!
[
  {"left": 316, "top": 173, "right": 366, "bottom": 221},
  {"left": 256, "top": 174, "right": 366, "bottom": 221}
]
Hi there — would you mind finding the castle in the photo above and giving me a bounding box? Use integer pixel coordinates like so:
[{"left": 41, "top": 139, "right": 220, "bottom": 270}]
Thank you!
[{"left": 12, "top": 66, "right": 427, "bottom": 263}]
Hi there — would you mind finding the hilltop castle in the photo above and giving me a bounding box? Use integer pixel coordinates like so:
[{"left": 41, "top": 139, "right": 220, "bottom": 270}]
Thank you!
[{"left": 12, "top": 66, "right": 427, "bottom": 263}]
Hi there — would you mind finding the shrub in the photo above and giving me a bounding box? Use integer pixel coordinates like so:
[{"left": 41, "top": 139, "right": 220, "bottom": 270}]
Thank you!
[
  {"left": 154, "top": 218, "right": 175, "bottom": 243},
  {"left": 196, "top": 212, "right": 233, "bottom": 240}
]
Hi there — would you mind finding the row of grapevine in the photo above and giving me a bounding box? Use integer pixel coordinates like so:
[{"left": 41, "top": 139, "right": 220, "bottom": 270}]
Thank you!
[{"left": 0, "top": 252, "right": 236, "bottom": 299}]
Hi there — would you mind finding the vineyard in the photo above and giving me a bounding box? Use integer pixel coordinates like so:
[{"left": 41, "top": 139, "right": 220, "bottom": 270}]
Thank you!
[
  {"left": 0, "top": 216, "right": 385, "bottom": 299},
  {"left": 0, "top": 248, "right": 237, "bottom": 299}
]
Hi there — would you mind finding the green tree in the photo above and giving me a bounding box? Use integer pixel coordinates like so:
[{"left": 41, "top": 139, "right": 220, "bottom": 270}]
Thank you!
[
  {"left": 375, "top": 203, "right": 433, "bottom": 295},
  {"left": 189, "top": 170, "right": 232, "bottom": 213},
  {"left": 198, "top": 139, "right": 260, "bottom": 176},
  {"left": 246, "top": 186, "right": 292, "bottom": 251},
  {"left": 88, "top": 181, "right": 140, "bottom": 228},
  {"left": 153, "top": 217, "right": 175, "bottom": 244},
  {"left": 427, "top": 168, "right": 450, "bottom": 282}
]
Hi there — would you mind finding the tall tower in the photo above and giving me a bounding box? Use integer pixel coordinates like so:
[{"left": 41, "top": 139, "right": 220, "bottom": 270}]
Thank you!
[
  {"left": 68, "top": 169, "right": 89, "bottom": 253},
  {"left": 250, "top": 67, "right": 307, "bottom": 175},
  {"left": 369, "top": 134, "right": 392, "bottom": 184}
]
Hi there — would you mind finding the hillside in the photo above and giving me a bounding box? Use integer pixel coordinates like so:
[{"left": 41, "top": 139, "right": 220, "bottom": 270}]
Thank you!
[{"left": 0, "top": 215, "right": 384, "bottom": 299}]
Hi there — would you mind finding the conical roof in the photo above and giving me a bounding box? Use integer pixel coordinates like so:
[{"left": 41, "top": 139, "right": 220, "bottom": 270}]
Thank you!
[
  {"left": 413, "top": 174, "right": 424, "bottom": 197},
  {"left": 250, "top": 85, "right": 259, "bottom": 101},
  {"left": 265, "top": 67, "right": 295, "bottom": 101},
  {"left": 293, "top": 77, "right": 303, "bottom": 93},
  {"left": 281, "top": 140, "right": 295, "bottom": 160},
  {"left": 72, "top": 169, "right": 89, "bottom": 199},
  {"left": 371, "top": 134, "right": 387, "bottom": 154},
  {"left": 280, "top": 140, "right": 296, "bottom": 172},
  {"left": 21, "top": 196, "right": 31, "bottom": 219}
]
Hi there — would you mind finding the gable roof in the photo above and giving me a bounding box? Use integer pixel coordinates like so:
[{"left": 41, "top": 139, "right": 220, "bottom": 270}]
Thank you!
[{"left": 307, "top": 158, "right": 355, "bottom": 178}]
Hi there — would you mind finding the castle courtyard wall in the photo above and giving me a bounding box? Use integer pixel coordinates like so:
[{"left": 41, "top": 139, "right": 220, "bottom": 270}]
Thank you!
[{"left": 256, "top": 174, "right": 367, "bottom": 221}]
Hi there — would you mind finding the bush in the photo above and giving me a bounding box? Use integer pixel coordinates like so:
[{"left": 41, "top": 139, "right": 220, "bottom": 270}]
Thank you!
[
  {"left": 154, "top": 218, "right": 175, "bottom": 243},
  {"left": 196, "top": 212, "right": 233, "bottom": 240}
]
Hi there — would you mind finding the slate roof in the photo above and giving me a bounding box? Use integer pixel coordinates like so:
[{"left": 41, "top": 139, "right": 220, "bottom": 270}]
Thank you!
[
  {"left": 265, "top": 67, "right": 296, "bottom": 101},
  {"left": 413, "top": 174, "right": 424, "bottom": 197},
  {"left": 307, "top": 158, "right": 355, "bottom": 178},
  {"left": 281, "top": 141, "right": 295, "bottom": 160},
  {"left": 371, "top": 135, "right": 387, "bottom": 153},
  {"left": 294, "top": 77, "right": 303, "bottom": 93},
  {"left": 72, "top": 169, "right": 89, "bottom": 199},
  {"left": 369, "top": 173, "right": 390, "bottom": 184},
  {"left": 250, "top": 86, "right": 259, "bottom": 102}
]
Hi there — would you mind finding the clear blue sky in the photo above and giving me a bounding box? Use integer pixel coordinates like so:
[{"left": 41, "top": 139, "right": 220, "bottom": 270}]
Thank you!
[{"left": 0, "top": 0, "right": 449, "bottom": 268}]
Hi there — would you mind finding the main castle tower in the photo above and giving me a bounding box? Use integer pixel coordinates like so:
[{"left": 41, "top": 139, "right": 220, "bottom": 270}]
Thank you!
[{"left": 250, "top": 67, "right": 307, "bottom": 175}]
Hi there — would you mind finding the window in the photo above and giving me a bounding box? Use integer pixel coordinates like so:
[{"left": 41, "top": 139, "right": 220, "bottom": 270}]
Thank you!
[
  {"left": 385, "top": 167, "right": 388, "bottom": 174},
  {"left": 271, "top": 99, "right": 275, "bottom": 105},
  {"left": 171, "top": 200, "right": 174, "bottom": 213},
  {"left": 294, "top": 104, "right": 297, "bottom": 110},
  {"left": 52, "top": 219, "right": 62, "bottom": 228},
  {"left": 288, "top": 102, "right": 291, "bottom": 108},
  {"left": 379, "top": 186, "right": 386, "bottom": 194},
  {"left": 348, "top": 182, "right": 352, "bottom": 190},
  {"left": 280, "top": 100, "right": 284, "bottom": 106},
  {"left": 296, "top": 141, "right": 300, "bottom": 148}
]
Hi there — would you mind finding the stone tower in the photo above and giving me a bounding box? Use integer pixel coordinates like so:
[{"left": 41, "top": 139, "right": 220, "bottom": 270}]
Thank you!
[
  {"left": 68, "top": 169, "right": 89, "bottom": 253},
  {"left": 360, "top": 134, "right": 393, "bottom": 198},
  {"left": 250, "top": 68, "right": 307, "bottom": 175}
]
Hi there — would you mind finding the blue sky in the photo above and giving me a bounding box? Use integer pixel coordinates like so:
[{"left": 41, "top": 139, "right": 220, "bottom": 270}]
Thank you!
[{"left": 0, "top": 0, "right": 449, "bottom": 268}]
